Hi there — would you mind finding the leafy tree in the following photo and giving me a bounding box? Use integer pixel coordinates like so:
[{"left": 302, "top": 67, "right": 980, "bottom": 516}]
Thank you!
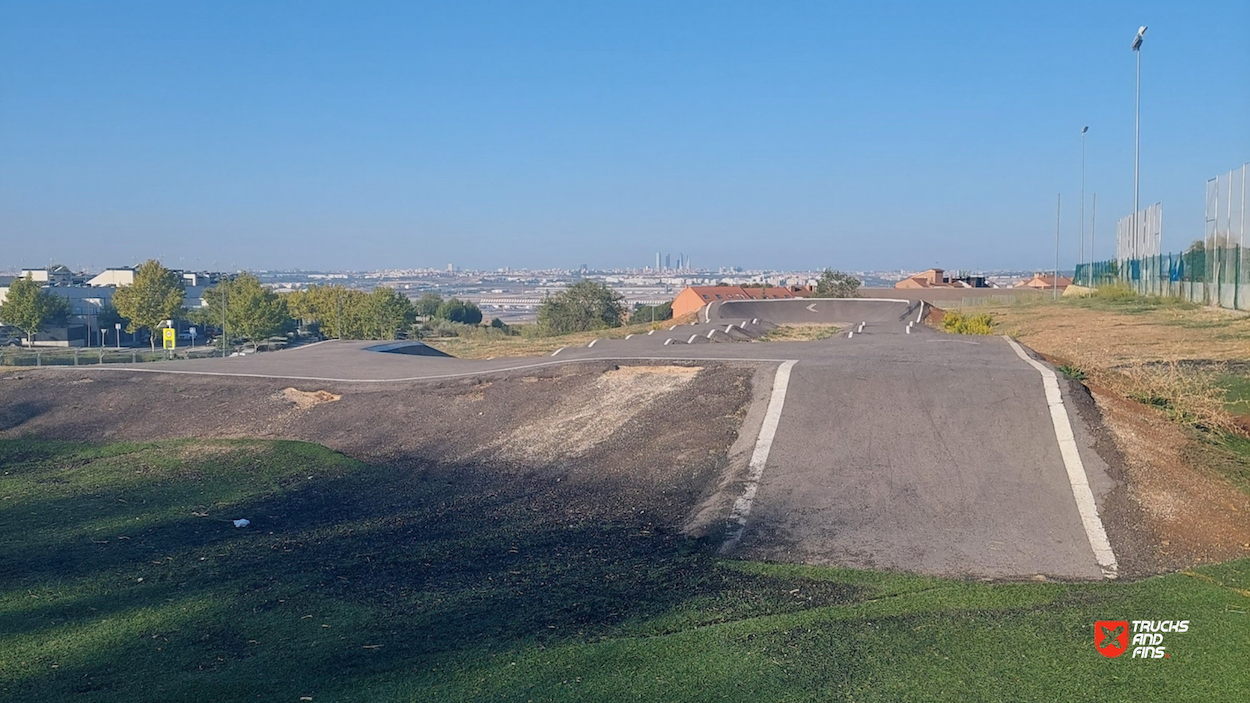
[
  {"left": 435, "top": 298, "right": 483, "bottom": 325},
  {"left": 536, "top": 280, "right": 626, "bottom": 335},
  {"left": 629, "top": 301, "right": 673, "bottom": 324},
  {"left": 415, "top": 292, "right": 444, "bottom": 318},
  {"left": 813, "top": 269, "right": 861, "bottom": 298},
  {"left": 201, "top": 273, "right": 292, "bottom": 345},
  {"left": 111, "top": 260, "right": 186, "bottom": 350},
  {"left": 0, "top": 275, "right": 71, "bottom": 346},
  {"left": 360, "top": 287, "right": 416, "bottom": 339},
  {"left": 281, "top": 284, "right": 418, "bottom": 340},
  {"left": 282, "top": 285, "right": 356, "bottom": 338}
]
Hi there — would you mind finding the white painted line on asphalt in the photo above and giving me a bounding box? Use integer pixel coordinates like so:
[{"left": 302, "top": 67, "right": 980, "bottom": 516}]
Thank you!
[
  {"left": 664, "top": 339, "right": 673, "bottom": 345},
  {"left": 706, "top": 330, "right": 716, "bottom": 339},
  {"left": 1005, "top": 336, "right": 1118, "bottom": 579},
  {"left": 587, "top": 339, "right": 598, "bottom": 348},
  {"left": 726, "top": 324, "right": 734, "bottom": 333},
  {"left": 625, "top": 334, "right": 634, "bottom": 340},
  {"left": 551, "top": 347, "right": 565, "bottom": 356},
  {"left": 648, "top": 330, "right": 655, "bottom": 335},
  {"left": 806, "top": 303, "right": 818, "bottom": 312},
  {"left": 906, "top": 326, "right": 911, "bottom": 334},
  {"left": 721, "top": 360, "right": 798, "bottom": 553},
  {"left": 916, "top": 302, "right": 925, "bottom": 324},
  {"left": 688, "top": 334, "right": 699, "bottom": 344},
  {"left": 847, "top": 330, "right": 854, "bottom": 338},
  {"left": 669, "top": 325, "right": 679, "bottom": 330}
]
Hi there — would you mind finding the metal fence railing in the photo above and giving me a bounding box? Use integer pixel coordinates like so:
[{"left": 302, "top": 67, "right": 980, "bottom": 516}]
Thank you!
[
  {"left": 1075, "top": 246, "right": 1249, "bottom": 311},
  {"left": 0, "top": 347, "right": 225, "bottom": 367}
]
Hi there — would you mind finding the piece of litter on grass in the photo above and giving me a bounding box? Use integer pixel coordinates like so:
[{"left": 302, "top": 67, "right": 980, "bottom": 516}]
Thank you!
[{"left": 233, "top": 519, "right": 250, "bottom": 528}]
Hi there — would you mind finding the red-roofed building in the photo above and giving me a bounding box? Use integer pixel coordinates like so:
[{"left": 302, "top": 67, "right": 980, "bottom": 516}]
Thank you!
[
  {"left": 671, "top": 285, "right": 796, "bottom": 319},
  {"left": 1014, "top": 272, "right": 1073, "bottom": 291}
]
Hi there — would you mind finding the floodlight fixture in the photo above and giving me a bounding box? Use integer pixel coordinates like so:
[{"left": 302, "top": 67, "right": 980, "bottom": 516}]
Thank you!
[{"left": 1132, "top": 26, "right": 1146, "bottom": 51}]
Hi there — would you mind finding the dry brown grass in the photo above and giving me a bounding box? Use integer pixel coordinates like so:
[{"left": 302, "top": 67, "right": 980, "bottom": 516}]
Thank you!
[
  {"left": 755, "top": 324, "right": 841, "bottom": 342},
  {"left": 423, "top": 321, "right": 692, "bottom": 359},
  {"left": 968, "top": 297, "right": 1250, "bottom": 434}
]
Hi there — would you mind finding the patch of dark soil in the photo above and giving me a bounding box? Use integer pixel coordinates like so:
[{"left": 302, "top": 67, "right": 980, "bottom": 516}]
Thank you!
[
  {"left": 0, "top": 361, "right": 756, "bottom": 533},
  {"left": 1061, "top": 376, "right": 1159, "bottom": 578}
]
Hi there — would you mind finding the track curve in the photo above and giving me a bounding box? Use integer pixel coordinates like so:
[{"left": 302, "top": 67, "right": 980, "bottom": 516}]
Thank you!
[{"left": 706, "top": 297, "right": 923, "bottom": 326}]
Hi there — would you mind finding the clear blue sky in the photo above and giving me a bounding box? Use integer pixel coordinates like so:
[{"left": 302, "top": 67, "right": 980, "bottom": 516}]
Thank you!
[{"left": 2, "top": 1, "right": 1247, "bottom": 272}]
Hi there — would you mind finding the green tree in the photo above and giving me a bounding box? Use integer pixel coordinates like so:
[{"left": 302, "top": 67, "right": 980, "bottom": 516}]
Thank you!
[
  {"left": 813, "top": 269, "right": 861, "bottom": 298},
  {"left": 0, "top": 275, "right": 71, "bottom": 346},
  {"left": 435, "top": 298, "right": 483, "bottom": 325},
  {"left": 201, "top": 273, "right": 292, "bottom": 346},
  {"left": 628, "top": 301, "right": 673, "bottom": 325},
  {"left": 360, "top": 287, "right": 416, "bottom": 339},
  {"left": 536, "top": 281, "right": 626, "bottom": 335},
  {"left": 111, "top": 260, "right": 186, "bottom": 350},
  {"left": 415, "top": 292, "right": 444, "bottom": 318}
]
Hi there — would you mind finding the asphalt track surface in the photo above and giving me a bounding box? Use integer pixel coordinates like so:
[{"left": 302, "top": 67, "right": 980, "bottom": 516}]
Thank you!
[{"left": 85, "top": 298, "right": 1117, "bottom": 580}]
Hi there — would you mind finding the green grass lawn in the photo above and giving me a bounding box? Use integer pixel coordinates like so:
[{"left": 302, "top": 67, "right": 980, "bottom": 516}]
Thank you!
[
  {"left": 2, "top": 439, "right": 1248, "bottom": 702},
  {"left": 1220, "top": 373, "right": 1250, "bottom": 417}
]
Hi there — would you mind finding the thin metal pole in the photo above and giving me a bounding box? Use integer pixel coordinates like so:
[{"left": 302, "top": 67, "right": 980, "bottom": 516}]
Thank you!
[
  {"left": 1133, "top": 47, "right": 1141, "bottom": 262},
  {"left": 1241, "top": 163, "right": 1247, "bottom": 250},
  {"left": 1239, "top": 164, "right": 1246, "bottom": 310},
  {"left": 1091, "top": 193, "right": 1097, "bottom": 286},
  {"left": 1055, "top": 193, "right": 1061, "bottom": 300},
  {"left": 221, "top": 286, "right": 227, "bottom": 357},
  {"left": 1080, "top": 128, "right": 1087, "bottom": 282}
]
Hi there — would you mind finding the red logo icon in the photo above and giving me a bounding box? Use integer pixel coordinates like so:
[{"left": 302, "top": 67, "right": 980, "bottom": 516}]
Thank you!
[{"left": 1095, "top": 620, "right": 1129, "bottom": 658}]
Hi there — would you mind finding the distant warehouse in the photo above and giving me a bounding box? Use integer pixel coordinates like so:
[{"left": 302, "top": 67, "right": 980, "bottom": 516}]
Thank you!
[{"left": 671, "top": 285, "right": 797, "bottom": 319}]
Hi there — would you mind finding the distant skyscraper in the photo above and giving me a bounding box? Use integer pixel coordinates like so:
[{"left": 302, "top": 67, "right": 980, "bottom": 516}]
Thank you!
[
  {"left": 656, "top": 252, "right": 661, "bottom": 271},
  {"left": 665, "top": 254, "right": 670, "bottom": 270}
]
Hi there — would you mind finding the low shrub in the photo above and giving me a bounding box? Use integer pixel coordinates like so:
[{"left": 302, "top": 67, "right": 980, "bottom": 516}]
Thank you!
[
  {"left": 1057, "top": 364, "right": 1087, "bottom": 381},
  {"left": 941, "top": 311, "right": 994, "bottom": 335}
]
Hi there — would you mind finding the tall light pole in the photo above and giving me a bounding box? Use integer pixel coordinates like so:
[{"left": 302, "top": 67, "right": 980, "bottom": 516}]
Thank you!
[
  {"left": 1054, "top": 193, "right": 1061, "bottom": 300},
  {"left": 1131, "top": 26, "right": 1146, "bottom": 261},
  {"left": 1080, "top": 126, "right": 1088, "bottom": 285}
]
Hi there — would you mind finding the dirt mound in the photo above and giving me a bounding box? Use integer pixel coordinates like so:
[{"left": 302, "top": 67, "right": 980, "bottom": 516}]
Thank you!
[
  {"left": 487, "top": 365, "right": 701, "bottom": 464},
  {"left": 1094, "top": 391, "right": 1250, "bottom": 569},
  {"left": 277, "top": 388, "right": 342, "bottom": 410}
]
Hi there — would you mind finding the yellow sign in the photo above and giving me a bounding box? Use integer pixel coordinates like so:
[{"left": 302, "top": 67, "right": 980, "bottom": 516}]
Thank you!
[{"left": 163, "top": 328, "right": 176, "bottom": 350}]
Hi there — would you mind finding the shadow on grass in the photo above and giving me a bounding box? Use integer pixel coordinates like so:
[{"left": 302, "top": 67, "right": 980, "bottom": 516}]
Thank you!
[
  {"left": 0, "top": 400, "right": 45, "bottom": 433},
  {"left": 0, "top": 439, "right": 863, "bottom": 701}
]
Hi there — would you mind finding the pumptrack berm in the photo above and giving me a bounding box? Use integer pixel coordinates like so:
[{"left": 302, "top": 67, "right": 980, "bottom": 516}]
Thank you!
[{"left": 52, "top": 297, "right": 1128, "bottom": 581}]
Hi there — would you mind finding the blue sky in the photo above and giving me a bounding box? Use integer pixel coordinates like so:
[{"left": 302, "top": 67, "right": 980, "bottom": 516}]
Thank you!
[{"left": 2, "top": 1, "right": 1247, "bottom": 272}]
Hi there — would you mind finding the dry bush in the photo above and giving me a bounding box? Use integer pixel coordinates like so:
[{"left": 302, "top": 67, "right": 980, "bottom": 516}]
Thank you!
[{"left": 1073, "top": 353, "right": 1238, "bottom": 434}]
